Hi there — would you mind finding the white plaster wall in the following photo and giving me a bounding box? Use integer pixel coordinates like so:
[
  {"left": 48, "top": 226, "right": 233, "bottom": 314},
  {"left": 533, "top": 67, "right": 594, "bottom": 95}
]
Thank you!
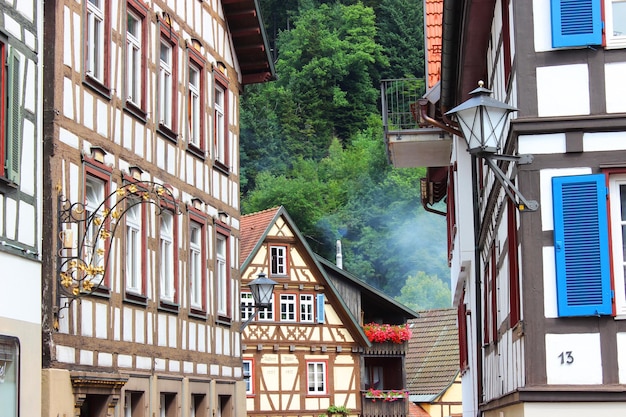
[
  {"left": 605, "top": 62, "right": 626, "bottom": 113},
  {"left": 583, "top": 131, "right": 626, "bottom": 152},
  {"left": 0, "top": 252, "right": 41, "bottom": 324},
  {"left": 545, "top": 333, "right": 602, "bottom": 384},
  {"left": 536, "top": 64, "right": 590, "bottom": 116},
  {"left": 518, "top": 133, "right": 566, "bottom": 155},
  {"left": 533, "top": 0, "right": 554, "bottom": 52}
]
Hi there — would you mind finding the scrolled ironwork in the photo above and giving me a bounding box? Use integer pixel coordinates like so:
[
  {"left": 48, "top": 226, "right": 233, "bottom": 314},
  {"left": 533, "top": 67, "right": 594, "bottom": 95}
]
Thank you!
[{"left": 56, "top": 180, "right": 181, "bottom": 311}]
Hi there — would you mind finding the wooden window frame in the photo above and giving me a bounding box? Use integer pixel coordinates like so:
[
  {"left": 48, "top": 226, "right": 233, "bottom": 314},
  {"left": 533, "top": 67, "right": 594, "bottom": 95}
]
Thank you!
[
  {"left": 187, "top": 46, "right": 205, "bottom": 157},
  {"left": 189, "top": 210, "right": 207, "bottom": 316},
  {"left": 83, "top": 160, "right": 113, "bottom": 294},
  {"left": 84, "top": 0, "right": 111, "bottom": 97},
  {"left": 124, "top": 390, "right": 145, "bottom": 417},
  {"left": 457, "top": 291, "right": 469, "bottom": 372},
  {"left": 306, "top": 360, "right": 327, "bottom": 395},
  {"left": 216, "top": 226, "right": 231, "bottom": 321},
  {"left": 125, "top": 0, "right": 148, "bottom": 120},
  {"left": 257, "top": 294, "right": 274, "bottom": 321},
  {"left": 240, "top": 292, "right": 254, "bottom": 322},
  {"left": 490, "top": 244, "right": 498, "bottom": 343},
  {"left": 213, "top": 69, "right": 229, "bottom": 172},
  {"left": 507, "top": 197, "right": 520, "bottom": 327},
  {"left": 159, "top": 206, "right": 179, "bottom": 312},
  {"left": 158, "top": 18, "right": 178, "bottom": 141},
  {"left": 300, "top": 293, "right": 314, "bottom": 323},
  {"left": 123, "top": 188, "right": 148, "bottom": 304},
  {"left": 269, "top": 244, "right": 288, "bottom": 277},
  {"left": 501, "top": 0, "right": 512, "bottom": 86},
  {"left": 279, "top": 293, "right": 297, "bottom": 322},
  {"left": 243, "top": 359, "right": 253, "bottom": 395}
]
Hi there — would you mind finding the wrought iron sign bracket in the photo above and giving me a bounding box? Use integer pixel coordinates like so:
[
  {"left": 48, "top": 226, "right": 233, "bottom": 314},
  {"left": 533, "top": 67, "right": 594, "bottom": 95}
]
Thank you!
[{"left": 54, "top": 180, "right": 181, "bottom": 329}]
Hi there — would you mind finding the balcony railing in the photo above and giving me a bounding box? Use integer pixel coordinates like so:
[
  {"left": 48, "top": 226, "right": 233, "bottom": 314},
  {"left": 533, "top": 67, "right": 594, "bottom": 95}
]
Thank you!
[
  {"left": 381, "top": 78, "right": 424, "bottom": 132},
  {"left": 380, "top": 78, "right": 452, "bottom": 168},
  {"left": 361, "top": 392, "right": 407, "bottom": 417}
]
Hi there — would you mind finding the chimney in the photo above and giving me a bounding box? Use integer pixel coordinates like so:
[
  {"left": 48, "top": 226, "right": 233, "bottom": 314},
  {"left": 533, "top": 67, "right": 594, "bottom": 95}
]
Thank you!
[{"left": 336, "top": 240, "right": 343, "bottom": 269}]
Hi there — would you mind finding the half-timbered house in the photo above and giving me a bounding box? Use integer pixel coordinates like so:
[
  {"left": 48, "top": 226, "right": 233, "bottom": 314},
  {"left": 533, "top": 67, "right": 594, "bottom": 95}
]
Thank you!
[
  {"left": 0, "top": 1, "right": 43, "bottom": 416},
  {"left": 239, "top": 206, "right": 417, "bottom": 417},
  {"left": 382, "top": 0, "right": 626, "bottom": 416},
  {"left": 41, "top": 1, "right": 274, "bottom": 416}
]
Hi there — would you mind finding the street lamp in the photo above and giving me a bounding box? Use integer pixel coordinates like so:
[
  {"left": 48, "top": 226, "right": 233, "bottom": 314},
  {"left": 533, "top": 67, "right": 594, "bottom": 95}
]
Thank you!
[
  {"left": 446, "top": 81, "right": 538, "bottom": 211},
  {"left": 240, "top": 272, "right": 277, "bottom": 331}
]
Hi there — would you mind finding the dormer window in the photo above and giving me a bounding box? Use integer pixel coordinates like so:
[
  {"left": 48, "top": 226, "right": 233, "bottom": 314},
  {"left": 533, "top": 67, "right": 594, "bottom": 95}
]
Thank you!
[{"left": 270, "top": 245, "right": 287, "bottom": 276}]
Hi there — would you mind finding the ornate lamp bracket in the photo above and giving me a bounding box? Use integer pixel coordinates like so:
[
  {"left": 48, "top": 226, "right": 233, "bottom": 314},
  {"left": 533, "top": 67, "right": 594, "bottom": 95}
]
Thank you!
[{"left": 55, "top": 180, "right": 181, "bottom": 326}]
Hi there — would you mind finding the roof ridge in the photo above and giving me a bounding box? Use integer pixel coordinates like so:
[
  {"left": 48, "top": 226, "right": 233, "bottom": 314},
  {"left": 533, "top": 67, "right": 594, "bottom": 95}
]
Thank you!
[{"left": 241, "top": 206, "right": 281, "bottom": 218}]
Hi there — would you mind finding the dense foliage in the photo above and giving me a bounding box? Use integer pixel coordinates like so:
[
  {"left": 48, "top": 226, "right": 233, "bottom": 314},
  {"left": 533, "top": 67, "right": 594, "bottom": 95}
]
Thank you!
[{"left": 241, "top": 0, "right": 450, "bottom": 309}]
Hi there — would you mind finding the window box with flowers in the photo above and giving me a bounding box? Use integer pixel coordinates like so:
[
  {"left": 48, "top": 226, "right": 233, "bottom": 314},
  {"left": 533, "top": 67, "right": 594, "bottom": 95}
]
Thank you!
[
  {"left": 363, "top": 323, "right": 411, "bottom": 344},
  {"left": 365, "top": 388, "right": 408, "bottom": 402}
]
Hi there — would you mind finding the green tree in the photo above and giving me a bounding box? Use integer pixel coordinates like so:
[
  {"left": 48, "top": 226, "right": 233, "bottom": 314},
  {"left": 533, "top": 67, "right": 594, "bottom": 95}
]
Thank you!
[
  {"left": 395, "top": 271, "right": 451, "bottom": 311},
  {"left": 275, "top": 2, "right": 388, "bottom": 146},
  {"left": 376, "top": 0, "right": 424, "bottom": 79}
]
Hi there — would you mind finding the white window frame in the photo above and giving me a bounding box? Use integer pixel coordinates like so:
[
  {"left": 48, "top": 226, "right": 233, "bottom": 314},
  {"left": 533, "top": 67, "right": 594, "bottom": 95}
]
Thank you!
[
  {"left": 216, "top": 233, "right": 228, "bottom": 316},
  {"left": 300, "top": 294, "right": 314, "bottom": 323},
  {"left": 125, "top": 203, "right": 142, "bottom": 294},
  {"left": 188, "top": 64, "right": 201, "bottom": 147},
  {"left": 257, "top": 294, "right": 274, "bottom": 321},
  {"left": 85, "top": 176, "right": 106, "bottom": 271},
  {"left": 270, "top": 245, "right": 287, "bottom": 276},
  {"left": 307, "top": 361, "right": 326, "bottom": 394},
  {"left": 609, "top": 173, "right": 626, "bottom": 316},
  {"left": 126, "top": 9, "right": 142, "bottom": 105},
  {"left": 243, "top": 360, "right": 253, "bottom": 394},
  {"left": 214, "top": 85, "right": 225, "bottom": 163},
  {"left": 159, "top": 41, "right": 173, "bottom": 127},
  {"left": 241, "top": 292, "right": 254, "bottom": 321},
  {"left": 605, "top": 0, "right": 626, "bottom": 49},
  {"left": 190, "top": 222, "right": 202, "bottom": 309},
  {"left": 280, "top": 294, "right": 296, "bottom": 322},
  {"left": 87, "top": 0, "right": 105, "bottom": 82},
  {"left": 160, "top": 211, "right": 175, "bottom": 302}
]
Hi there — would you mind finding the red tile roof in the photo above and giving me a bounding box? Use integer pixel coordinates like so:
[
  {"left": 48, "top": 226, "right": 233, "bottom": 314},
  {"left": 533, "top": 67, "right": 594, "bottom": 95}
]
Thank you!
[
  {"left": 408, "top": 402, "right": 432, "bottom": 417},
  {"left": 406, "top": 308, "right": 459, "bottom": 397},
  {"left": 425, "top": 0, "right": 443, "bottom": 88},
  {"left": 239, "top": 206, "right": 281, "bottom": 264}
]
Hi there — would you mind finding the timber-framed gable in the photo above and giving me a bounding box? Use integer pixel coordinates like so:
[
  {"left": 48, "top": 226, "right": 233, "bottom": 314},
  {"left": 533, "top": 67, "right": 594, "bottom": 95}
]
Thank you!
[{"left": 240, "top": 206, "right": 417, "bottom": 417}]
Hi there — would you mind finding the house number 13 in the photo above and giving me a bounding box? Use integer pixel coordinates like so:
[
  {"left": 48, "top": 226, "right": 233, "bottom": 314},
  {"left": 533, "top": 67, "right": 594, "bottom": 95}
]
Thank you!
[{"left": 558, "top": 351, "right": 574, "bottom": 365}]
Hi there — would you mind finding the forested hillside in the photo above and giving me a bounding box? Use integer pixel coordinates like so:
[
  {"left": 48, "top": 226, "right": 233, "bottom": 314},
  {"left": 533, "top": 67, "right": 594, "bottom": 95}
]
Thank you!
[{"left": 240, "top": 0, "right": 450, "bottom": 311}]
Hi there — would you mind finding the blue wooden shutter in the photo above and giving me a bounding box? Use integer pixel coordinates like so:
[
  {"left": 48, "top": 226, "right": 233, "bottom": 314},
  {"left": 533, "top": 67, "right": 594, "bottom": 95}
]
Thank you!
[
  {"left": 552, "top": 174, "right": 612, "bottom": 316},
  {"left": 550, "top": 0, "right": 602, "bottom": 48},
  {"left": 316, "top": 294, "right": 325, "bottom": 324},
  {"left": 6, "top": 48, "right": 21, "bottom": 184}
]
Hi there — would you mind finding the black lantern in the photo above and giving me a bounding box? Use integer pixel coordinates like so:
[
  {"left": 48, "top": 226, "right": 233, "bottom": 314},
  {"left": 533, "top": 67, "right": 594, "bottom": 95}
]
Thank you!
[
  {"left": 241, "top": 272, "right": 277, "bottom": 330},
  {"left": 248, "top": 272, "right": 277, "bottom": 308},
  {"left": 446, "top": 81, "right": 538, "bottom": 212}
]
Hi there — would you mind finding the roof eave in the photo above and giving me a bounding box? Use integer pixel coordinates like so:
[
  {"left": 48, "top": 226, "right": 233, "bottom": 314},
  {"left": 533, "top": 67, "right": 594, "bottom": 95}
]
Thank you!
[
  {"left": 222, "top": 0, "right": 276, "bottom": 85},
  {"left": 440, "top": 0, "right": 496, "bottom": 110}
]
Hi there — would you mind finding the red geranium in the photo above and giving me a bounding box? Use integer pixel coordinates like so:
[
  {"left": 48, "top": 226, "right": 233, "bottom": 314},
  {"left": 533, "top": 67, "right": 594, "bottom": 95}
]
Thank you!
[{"left": 363, "top": 323, "right": 411, "bottom": 344}]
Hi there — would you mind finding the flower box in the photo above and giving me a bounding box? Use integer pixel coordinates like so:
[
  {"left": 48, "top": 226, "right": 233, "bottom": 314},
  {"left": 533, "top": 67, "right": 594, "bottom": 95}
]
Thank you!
[{"left": 363, "top": 323, "right": 411, "bottom": 344}]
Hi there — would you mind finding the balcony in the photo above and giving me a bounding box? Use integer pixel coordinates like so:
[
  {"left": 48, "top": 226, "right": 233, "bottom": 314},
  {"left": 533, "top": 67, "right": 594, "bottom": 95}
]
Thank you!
[
  {"left": 361, "top": 391, "right": 407, "bottom": 417},
  {"left": 381, "top": 78, "right": 451, "bottom": 168}
]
